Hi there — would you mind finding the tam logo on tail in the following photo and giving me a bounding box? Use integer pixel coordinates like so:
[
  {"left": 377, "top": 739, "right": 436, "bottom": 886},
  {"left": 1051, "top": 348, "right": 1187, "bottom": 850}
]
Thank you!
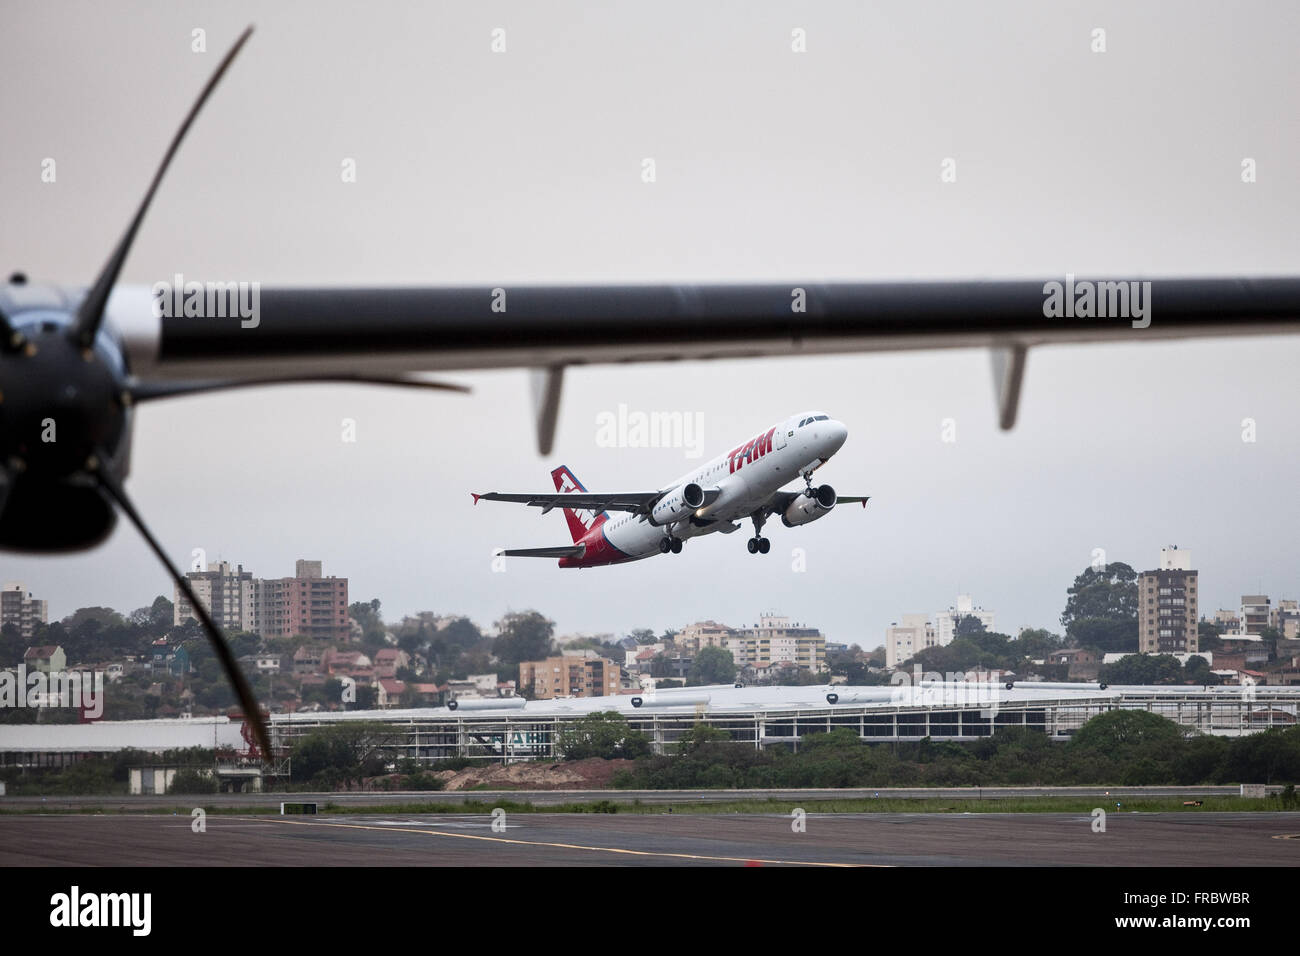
[{"left": 551, "top": 466, "right": 606, "bottom": 543}]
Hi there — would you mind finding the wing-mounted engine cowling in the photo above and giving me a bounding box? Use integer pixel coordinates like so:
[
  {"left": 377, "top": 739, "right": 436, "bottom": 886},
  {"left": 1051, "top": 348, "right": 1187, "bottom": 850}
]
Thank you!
[
  {"left": 650, "top": 482, "right": 706, "bottom": 526},
  {"left": 781, "top": 484, "right": 836, "bottom": 527}
]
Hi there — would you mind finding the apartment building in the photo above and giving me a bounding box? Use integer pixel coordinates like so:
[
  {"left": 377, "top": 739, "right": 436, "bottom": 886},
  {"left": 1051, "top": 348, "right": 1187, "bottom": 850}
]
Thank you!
[
  {"left": 1, "top": 584, "right": 48, "bottom": 641},
  {"left": 1138, "top": 547, "right": 1199, "bottom": 654},
  {"left": 173, "top": 562, "right": 255, "bottom": 632},
  {"left": 886, "top": 614, "right": 936, "bottom": 668},
  {"left": 732, "top": 613, "right": 825, "bottom": 673},
  {"left": 520, "top": 650, "right": 624, "bottom": 699}
]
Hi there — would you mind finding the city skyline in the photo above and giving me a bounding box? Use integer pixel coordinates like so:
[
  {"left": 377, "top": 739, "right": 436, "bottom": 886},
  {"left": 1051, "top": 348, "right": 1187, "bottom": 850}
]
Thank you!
[{"left": 11, "top": 541, "right": 1298, "bottom": 652}]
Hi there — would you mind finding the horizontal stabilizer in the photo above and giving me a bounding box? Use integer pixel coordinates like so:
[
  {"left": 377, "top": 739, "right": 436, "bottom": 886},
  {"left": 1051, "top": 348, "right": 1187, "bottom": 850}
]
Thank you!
[{"left": 498, "top": 544, "right": 586, "bottom": 559}]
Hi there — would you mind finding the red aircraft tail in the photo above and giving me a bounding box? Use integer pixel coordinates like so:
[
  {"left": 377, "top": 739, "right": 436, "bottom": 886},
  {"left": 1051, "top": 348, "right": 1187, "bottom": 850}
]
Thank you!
[{"left": 550, "top": 465, "right": 607, "bottom": 544}]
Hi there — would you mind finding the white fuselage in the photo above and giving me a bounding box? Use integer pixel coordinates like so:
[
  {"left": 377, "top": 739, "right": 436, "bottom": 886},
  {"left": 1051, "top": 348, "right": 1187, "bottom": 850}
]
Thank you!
[{"left": 594, "top": 411, "right": 848, "bottom": 561}]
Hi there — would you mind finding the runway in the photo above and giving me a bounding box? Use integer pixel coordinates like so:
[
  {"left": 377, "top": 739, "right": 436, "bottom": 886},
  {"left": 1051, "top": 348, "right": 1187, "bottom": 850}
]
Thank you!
[
  {"left": 0, "top": 784, "right": 1273, "bottom": 812},
  {"left": 2, "top": 812, "right": 1297, "bottom": 866}
]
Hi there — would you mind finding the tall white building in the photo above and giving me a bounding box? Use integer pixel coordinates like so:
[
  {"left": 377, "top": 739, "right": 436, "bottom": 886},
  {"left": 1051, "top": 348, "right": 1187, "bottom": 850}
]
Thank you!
[
  {"left": 731, "top": 613, "right": 826, "bottom": 672},
  {"left": 886, "top": 614, "right": 935, "bottom": 668},
  {"left": 1, "top": 583, "right": 48, "bottom": 641},
  {"left": 1240, "top": 595, "right": 1271, "bottom": 635},
  {"left": 174, "top": 561, "right": 256, "bottom": 633},
  {"left": 934, "top": 594, "right": 996, "bottom": 646}
]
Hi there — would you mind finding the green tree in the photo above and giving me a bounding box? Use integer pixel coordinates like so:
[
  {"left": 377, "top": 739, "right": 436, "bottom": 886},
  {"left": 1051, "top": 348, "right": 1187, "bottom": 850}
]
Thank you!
[
  {"left": 555, "top": 712, "right": 651, "bottom": 760},
  {"left": 289, "top": 723, "right": 400, "bottom": 785},
  {"left": 229, "top": 632, "right": 261, "bottom": 659},
  {"left": 349, "top": 599, "right": 386, "bottom": 647},
  {"left": 1222, "top": 726, "right": 1300, "bottom": 785},
  {"left": 687, "top": 646, "right": 737, "bottom": 685},
  {"left": 168, "top": 768, "right": 218, "bottom": 794},
  {"left": 675, "top": 722, "right": 731, "bottom": 755},
  {"left": 491, "top": 611, "right": 556, "bottom": 677},
  {"left": 1070, "top": 709, "right": 1184, "bottom": 754},
  {"left": 1069, "top": 617, "right": 1139, "bottom": 655},
  {"left": 1197, "top": 621, "right": 1225, "bottom": 652},
  {"left": 1100, "top": 654, "right": 1184, "bottom": 685},
  {"left": 1061, "top": 562, "right": 1138, "bottom": 632},
  {"left": 1012, "top": 628, "right": 1064, "bottom": 658}
]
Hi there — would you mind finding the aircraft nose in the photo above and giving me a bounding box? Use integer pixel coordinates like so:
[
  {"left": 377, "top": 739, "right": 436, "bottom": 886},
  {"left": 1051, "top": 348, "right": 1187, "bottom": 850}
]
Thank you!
[{"left": 825, "top": 420, "right": 848, "bottom": 453}]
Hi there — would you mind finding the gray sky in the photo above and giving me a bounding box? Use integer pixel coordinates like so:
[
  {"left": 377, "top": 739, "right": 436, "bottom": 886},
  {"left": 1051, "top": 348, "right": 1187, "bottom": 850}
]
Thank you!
[{"left": 3, "top": 1, "right": 1298, "bottom": 646}]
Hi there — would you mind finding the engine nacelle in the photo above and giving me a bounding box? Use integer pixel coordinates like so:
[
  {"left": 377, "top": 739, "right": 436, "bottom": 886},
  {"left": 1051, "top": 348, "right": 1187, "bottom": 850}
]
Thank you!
[
  {"left": 781, "top": 484, "right": 836, "bottom": 527},
  {"left": 650, "top": 482, "right": 706, "bottom": 526}
]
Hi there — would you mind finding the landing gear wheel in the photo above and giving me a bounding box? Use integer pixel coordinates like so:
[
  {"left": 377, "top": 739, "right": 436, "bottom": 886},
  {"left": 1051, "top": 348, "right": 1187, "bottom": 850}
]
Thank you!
[
  {"left": 658, "top": 537, "right": 672, "bottom": 554},
  {"left": 670, "top": 538, "right": 683, "bottom": 554},
  {"left": 758, "top": 537, "right": 771, "bottom": 554},
  {"left": 746, "top": 538, "right": 758, "bottom": 554}
]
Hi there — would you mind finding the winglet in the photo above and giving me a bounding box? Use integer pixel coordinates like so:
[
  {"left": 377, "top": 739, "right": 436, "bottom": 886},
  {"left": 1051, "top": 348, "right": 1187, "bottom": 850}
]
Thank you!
[
  {"left": 530, "top": 366, "right": 565, "bottom": 455},
  {"left": 862, "top": 498, "right": 870, "bottom": 508},
  {"left": 990, "top": 344, "right": 1028, "bottom": 430},
  {"left": 471, "top": 493, "right": 481, "bottom": 505}
]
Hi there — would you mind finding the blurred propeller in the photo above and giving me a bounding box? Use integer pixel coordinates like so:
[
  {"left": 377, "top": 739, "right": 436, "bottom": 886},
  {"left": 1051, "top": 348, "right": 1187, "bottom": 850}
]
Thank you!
[
  {"left": 62, "top": 25, "right": 273, "bottom": 757},
  {"left": 129, "top": 373, "right": 470, "bottom": 403},
  {"left": 71, "top": 26, "right": 254, "bottom": 348},
  {"left": 93, "top": 459, "right": 273, "bottom": 759}
]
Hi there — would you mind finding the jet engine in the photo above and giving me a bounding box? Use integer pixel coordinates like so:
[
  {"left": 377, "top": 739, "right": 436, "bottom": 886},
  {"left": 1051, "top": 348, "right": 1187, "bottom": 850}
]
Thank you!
[
  {"left": 650, "top": 482, "right": 706, "bottom": 526},
  {"left": 781, "top": 484, "right": 836, "bottom": 527}
]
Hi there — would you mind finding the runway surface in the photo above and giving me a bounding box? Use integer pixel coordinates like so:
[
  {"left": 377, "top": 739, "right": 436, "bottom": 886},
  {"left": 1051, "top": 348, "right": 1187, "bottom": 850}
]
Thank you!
[
  {"left": 0, "top": 784, "right": 1273, "bottom": 811},
  {"left": 2, "top": 812, "right": 1297, "bottom": 866}
]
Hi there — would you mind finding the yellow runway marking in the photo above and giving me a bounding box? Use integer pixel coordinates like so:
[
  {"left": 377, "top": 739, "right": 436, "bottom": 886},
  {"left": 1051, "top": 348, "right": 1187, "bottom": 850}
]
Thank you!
[
  {"left": 1271, "top": 833, "right": 1300, "bottom": 840},
  {"left": 258, "top": 816, "right": 883, "bottom": 867}
]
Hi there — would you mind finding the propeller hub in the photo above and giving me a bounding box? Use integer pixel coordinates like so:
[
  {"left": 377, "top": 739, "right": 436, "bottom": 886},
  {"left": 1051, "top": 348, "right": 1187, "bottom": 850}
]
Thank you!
[{"left": 0, "top": 315, "right": 129, "bottom": 478}]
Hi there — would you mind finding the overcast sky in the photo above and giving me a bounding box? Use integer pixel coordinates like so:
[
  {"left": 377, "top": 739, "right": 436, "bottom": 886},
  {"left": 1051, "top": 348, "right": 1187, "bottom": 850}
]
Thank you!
[{"left": 3, "top": 1, "right": 1298, "bottom": 648}]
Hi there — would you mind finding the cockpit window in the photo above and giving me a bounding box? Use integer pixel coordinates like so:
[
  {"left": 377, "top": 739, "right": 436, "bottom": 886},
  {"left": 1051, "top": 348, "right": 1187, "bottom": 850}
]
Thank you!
[
  {"left": 798, "top": 418, "right": 807, "bottom": 427},
  {"left": 814, "top": 415, "right": 829, "bottom": 421}
]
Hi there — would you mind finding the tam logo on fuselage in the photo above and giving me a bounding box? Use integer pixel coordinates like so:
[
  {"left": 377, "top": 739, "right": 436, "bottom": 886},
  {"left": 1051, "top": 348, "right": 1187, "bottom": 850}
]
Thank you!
[{"left": 728, "top": 427, "right": 776, "bottom": 474}]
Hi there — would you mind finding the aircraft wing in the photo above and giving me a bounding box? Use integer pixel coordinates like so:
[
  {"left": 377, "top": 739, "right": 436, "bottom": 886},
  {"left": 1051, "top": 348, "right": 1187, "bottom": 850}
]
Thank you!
[
  {"left": 473, "top": 487, "right": 723, "bottom": 515},
  {"left": 106, "top": 276, "right": 1300, "bottom": 454},
  {"left": 766, "top": 490, "right": 871, "bottom": 516},
  {"left": 473, "top": 490, "right": 661, "bottom": 514}
]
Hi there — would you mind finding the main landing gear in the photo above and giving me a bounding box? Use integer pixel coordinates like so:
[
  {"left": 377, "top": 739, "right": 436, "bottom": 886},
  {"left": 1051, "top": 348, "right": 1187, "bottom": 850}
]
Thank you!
[
  {"left": 746, "top": 513, "right": 771, "bottom": 554},
  {"left": 659, "top": 536, "right": 683, "bottom": 554}
]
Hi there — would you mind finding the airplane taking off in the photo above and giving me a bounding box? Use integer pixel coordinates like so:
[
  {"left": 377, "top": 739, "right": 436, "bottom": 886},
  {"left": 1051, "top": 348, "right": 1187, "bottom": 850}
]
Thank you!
[{"left": 473, "top": 412, "right": 869, "bottom": 567}]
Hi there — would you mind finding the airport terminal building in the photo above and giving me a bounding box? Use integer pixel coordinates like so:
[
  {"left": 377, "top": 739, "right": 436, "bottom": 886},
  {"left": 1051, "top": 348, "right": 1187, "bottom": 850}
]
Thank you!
[
  {"left": 268, "top": 682, "right": 1300, "bottom": 763},
  {"left": 2, "top": 682, "right": 1296, "bottom": 769}
]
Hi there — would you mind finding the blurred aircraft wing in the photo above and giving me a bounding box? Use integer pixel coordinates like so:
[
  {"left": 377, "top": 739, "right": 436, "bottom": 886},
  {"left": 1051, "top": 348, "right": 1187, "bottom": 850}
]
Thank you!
[{"left": 105, "top": 275, "right": 1300, "bottom": 451}]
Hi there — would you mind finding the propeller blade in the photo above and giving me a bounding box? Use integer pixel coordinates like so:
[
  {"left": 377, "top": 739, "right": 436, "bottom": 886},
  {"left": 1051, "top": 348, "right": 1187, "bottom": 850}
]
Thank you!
[
  {"left": 93, "top": 461, "right": 273, "bottom": 760},
  {"left": 0, "top": 310, "right": 16, "bottom": 350},
  {"left": 71, "top": 26, "right": 254, "bottom": 348},
  {"left": 128, "top": 373, "right": 470, "bottom": 403}
]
